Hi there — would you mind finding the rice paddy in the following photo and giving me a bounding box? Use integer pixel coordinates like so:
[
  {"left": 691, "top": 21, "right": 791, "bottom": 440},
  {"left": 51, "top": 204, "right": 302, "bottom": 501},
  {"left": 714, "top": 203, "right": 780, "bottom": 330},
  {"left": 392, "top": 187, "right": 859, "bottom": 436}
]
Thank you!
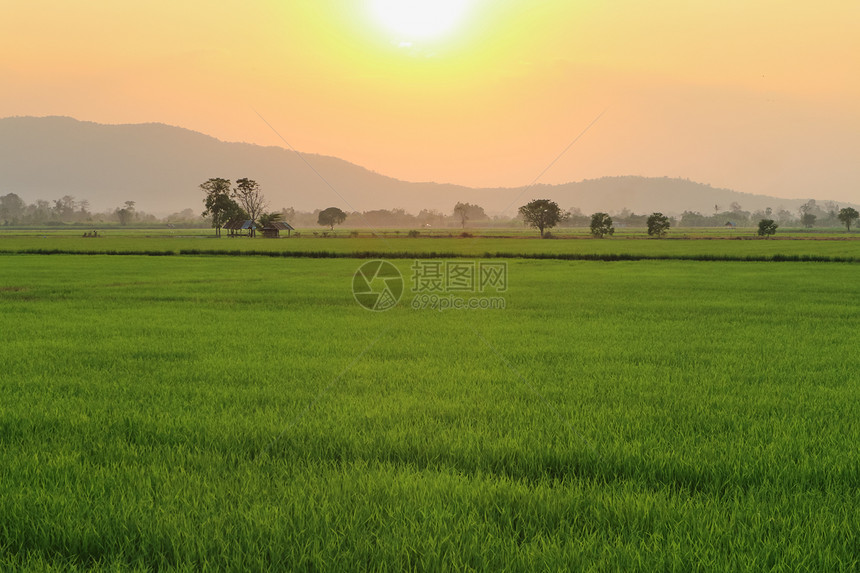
[
  {"left": 0, "top": 236, "right": 858, "bottom": 570},
  {"left": 2, "top": 228, "right": 860, "bottom": 261}
]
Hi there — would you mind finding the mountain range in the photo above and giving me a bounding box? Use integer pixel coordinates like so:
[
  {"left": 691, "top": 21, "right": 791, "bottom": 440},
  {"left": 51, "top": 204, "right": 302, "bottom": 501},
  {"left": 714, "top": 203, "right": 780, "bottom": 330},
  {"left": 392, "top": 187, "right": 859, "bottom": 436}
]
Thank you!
[{"left": 0, "top": 116, "right": 838, "bottom": 217}]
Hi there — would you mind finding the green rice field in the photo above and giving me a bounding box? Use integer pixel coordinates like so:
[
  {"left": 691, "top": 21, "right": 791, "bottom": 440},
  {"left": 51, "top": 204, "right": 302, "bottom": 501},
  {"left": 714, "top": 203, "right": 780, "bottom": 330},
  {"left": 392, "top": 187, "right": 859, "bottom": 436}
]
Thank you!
[
  {"left": 1, "top": 239, "right": 858, "bottom": 570},
  {"left": 2, "top": 229, "right": 860, "bottom": 261}
]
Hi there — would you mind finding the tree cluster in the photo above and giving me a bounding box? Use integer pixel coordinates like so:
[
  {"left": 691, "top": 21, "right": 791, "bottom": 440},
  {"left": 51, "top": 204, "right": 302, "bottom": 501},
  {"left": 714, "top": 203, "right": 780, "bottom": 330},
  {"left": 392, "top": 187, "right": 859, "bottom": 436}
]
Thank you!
[
  {"left": 517, "top": 200, "right": 669, "bottom": 239},
  {"left": 318, "top": 207, "right": 347, "bottom": 230},
  {"left": 282, "top": 206, "right": 501, "bottom": 229},
  {"left": 453, "top": 202, "right": 489, "bottom": 229},
  {"left": 200, "top": 177, "right": 273, "bottom": 236},
  {"left": 0, "top": 193, "right": 167, "bottom": 226}
]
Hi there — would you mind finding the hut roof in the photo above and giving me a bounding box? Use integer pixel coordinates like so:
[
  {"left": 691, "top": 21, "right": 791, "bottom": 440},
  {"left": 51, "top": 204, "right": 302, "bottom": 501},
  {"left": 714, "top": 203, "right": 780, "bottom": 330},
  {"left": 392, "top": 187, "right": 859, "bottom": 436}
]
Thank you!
[
  {"left": 263, "top": 221, "right": 295, "bottom": 231},
  {"left": 222, "top": 218, "right": 240, "bottom": 230},
  {"left": 222, "top": 218, "right": 256, "bottom": 230}
]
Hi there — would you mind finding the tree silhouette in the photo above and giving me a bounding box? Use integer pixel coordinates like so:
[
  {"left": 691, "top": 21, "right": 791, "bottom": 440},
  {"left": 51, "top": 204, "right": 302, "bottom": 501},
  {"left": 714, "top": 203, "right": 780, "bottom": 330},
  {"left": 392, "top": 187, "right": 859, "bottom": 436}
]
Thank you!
[
  {"left": 201, "top": 178, "right": 243, "bottom": 237},
  {"left": 838, "top": 207, "right": 859, "bottom": 232},
  {"left": 232, "top": 178, "right": 267, "bottom": 236},
  {"left": 116, "top": 201, "right": 136, "bottom": 225},
  {"left": 318, "top": 207, "right": 347, "bottom": 231},
  {"left": 518, "top": 199, "right": 567, "bottom": 238}
]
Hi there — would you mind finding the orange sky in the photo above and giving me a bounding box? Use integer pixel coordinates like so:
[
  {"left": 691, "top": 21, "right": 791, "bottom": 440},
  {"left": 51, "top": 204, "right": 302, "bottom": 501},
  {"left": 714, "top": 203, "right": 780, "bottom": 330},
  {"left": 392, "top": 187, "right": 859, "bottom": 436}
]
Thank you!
[{"left": 2, "top": 0, "right": 859, "bottom": 202}]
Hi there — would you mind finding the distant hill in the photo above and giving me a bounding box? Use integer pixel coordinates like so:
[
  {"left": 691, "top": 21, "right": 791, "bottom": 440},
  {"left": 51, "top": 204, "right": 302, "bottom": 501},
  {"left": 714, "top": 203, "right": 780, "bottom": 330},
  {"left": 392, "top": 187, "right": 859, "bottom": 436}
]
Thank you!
[{"left": 0, "top": 116, "right": 836, "bottom": 217}]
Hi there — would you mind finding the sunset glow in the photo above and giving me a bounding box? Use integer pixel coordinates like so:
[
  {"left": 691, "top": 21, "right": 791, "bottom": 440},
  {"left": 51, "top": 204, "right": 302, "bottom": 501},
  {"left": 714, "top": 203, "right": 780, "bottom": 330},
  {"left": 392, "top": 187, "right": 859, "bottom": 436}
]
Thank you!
[
  {"left": 369, "top": 0, "right": 472, "bottom": 40},
  {"left": 2, "top": 0, "right": 858, "bottom": 202}
]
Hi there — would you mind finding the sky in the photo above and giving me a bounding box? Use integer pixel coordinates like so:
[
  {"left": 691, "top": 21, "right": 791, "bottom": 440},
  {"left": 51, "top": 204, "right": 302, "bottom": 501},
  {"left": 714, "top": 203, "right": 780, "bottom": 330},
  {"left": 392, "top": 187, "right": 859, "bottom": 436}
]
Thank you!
[{"left": 2, "top": 0, "right": 859, "bottom": 202}]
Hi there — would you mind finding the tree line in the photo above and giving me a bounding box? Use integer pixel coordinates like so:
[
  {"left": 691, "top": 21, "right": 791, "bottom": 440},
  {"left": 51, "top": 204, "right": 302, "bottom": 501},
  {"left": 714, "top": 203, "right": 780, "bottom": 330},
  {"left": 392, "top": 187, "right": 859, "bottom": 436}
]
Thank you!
[
  {"left": 3, "top": 184, "right": 857, "bottom": 234},
  {"left": 198, "top": 178, "right": 501, "bottom": 235},
  {"left": 0, "top": 193, "right": 204, "bottom": 227},
  {"left": 517, "top": 199, "right": 858, "bottom": 238},
  {"left": 676, "top": 199, "right": 855, "bottom": 229},
  {"left": 517, "top": 200, "right": 671, "bottom": 238}
]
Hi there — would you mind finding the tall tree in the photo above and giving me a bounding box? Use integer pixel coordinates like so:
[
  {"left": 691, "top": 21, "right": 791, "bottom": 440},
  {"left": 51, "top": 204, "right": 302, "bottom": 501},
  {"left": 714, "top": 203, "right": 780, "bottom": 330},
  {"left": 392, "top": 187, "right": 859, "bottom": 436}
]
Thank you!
[
  {"left": 52, "top": 195, "right": 77, "bottom": 220},
  {"left": 115, "top": 201, "right": 136, "bottom": 225},
  {"left": 318, "top": 207, "right": 347, "bottom": 231},
  {"left": 232, "top": 178, "right": 267, "bottom": 236},
  {"left": 798, "top": 200, "right": 818, "bottom": 228},
  {"left": 518, "top": 199, "right": 567, "bottom": 238},
  {"left": 838, "top": 207, "right": 859, "bottom": 232},
  {"left": 453, "top": 202, "right": 470, "bottom": 229},
  {"left": 28, "top": 200, "right": 52, "bottom": 224},
  {"left": 452, "top": 202, "right": 487, "bottom": 229},
  {"left": 0, "top": 193, "right": 26, "bottom": 225},
  {"left": 200, "top": 178, "right": 240, "bottom": 237}
]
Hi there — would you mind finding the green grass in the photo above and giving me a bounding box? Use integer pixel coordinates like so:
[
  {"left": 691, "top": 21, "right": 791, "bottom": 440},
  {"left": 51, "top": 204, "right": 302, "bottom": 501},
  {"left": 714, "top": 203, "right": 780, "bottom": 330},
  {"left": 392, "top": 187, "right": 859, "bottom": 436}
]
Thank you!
[
  {"left": 2, "top": 231, "right": 860, "bottom": 261},
  {"left": 1, "top": 254, "right": 858, "bottom": 570}
]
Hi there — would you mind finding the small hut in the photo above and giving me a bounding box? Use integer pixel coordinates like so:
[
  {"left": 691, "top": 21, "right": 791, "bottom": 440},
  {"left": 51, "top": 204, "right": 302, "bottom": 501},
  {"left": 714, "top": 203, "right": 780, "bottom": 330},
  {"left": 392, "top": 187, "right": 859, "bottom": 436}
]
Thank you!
[
  {"left": 223, "top": 218, "right": 257, "bottom": 237},
  {"left": 261, "top": 221, "right": 295, "bottom": 238}
]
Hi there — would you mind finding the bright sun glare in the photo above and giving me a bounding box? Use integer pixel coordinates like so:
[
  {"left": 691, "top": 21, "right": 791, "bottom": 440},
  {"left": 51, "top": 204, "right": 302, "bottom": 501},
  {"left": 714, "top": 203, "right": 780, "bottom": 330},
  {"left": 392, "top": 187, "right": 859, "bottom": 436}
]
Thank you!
[{"left": 370, "top": 0, "right": 471, "bottom": 41}]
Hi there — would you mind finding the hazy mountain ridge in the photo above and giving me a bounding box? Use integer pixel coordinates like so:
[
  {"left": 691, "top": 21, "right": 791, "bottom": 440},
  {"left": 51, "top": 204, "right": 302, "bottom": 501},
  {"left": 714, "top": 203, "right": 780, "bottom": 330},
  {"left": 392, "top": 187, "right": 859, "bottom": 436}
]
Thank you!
[{"left": 0, "top": 116, "right": 840, "bottom": 217}]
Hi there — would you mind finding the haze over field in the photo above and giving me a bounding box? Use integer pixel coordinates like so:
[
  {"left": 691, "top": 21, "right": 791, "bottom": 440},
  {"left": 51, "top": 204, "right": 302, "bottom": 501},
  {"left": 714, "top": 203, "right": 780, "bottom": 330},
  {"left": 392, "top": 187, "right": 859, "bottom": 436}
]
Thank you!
[
  {"left": 2, "top": 1, "right": 858, "bottom": 207},
  {"left": 3, "top": 116, "right": 850, "bottom": 217}
]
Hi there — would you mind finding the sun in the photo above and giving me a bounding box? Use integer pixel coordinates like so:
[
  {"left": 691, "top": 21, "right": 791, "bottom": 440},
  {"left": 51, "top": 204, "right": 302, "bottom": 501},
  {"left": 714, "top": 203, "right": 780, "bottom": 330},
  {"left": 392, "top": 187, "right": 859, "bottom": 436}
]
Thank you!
[{"left": 370, "top": 0, "right": 472, "bottom": 41}]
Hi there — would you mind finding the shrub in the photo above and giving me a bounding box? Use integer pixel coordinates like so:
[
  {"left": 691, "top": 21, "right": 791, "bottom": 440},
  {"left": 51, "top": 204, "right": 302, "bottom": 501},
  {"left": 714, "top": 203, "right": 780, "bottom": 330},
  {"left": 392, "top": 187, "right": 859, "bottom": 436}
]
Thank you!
[
  {"left": 757, "top": 219, "right": 778, "bottom": 237},
  {"left": 647, "top": 212, "right": 671, "bottom": 237},
  {"left": 590, "top": 213, "right": 615, "bottom": 238},
  {"left": 407, "top": 230, "right": 420, "bottom": 238}
]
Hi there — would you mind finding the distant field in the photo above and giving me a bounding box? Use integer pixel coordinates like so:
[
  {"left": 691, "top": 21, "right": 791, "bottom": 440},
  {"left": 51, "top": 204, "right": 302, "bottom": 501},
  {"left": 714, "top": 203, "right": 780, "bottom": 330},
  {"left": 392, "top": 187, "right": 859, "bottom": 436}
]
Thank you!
[
  {"left": 1, "top": 229, "right": 859, "bottom": 261},
  {"left": 1, "top": 225, "right": 855, "bottom": 239},
  {"left": 1, "top": 254, "right": 858, "bottom": 570}
]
